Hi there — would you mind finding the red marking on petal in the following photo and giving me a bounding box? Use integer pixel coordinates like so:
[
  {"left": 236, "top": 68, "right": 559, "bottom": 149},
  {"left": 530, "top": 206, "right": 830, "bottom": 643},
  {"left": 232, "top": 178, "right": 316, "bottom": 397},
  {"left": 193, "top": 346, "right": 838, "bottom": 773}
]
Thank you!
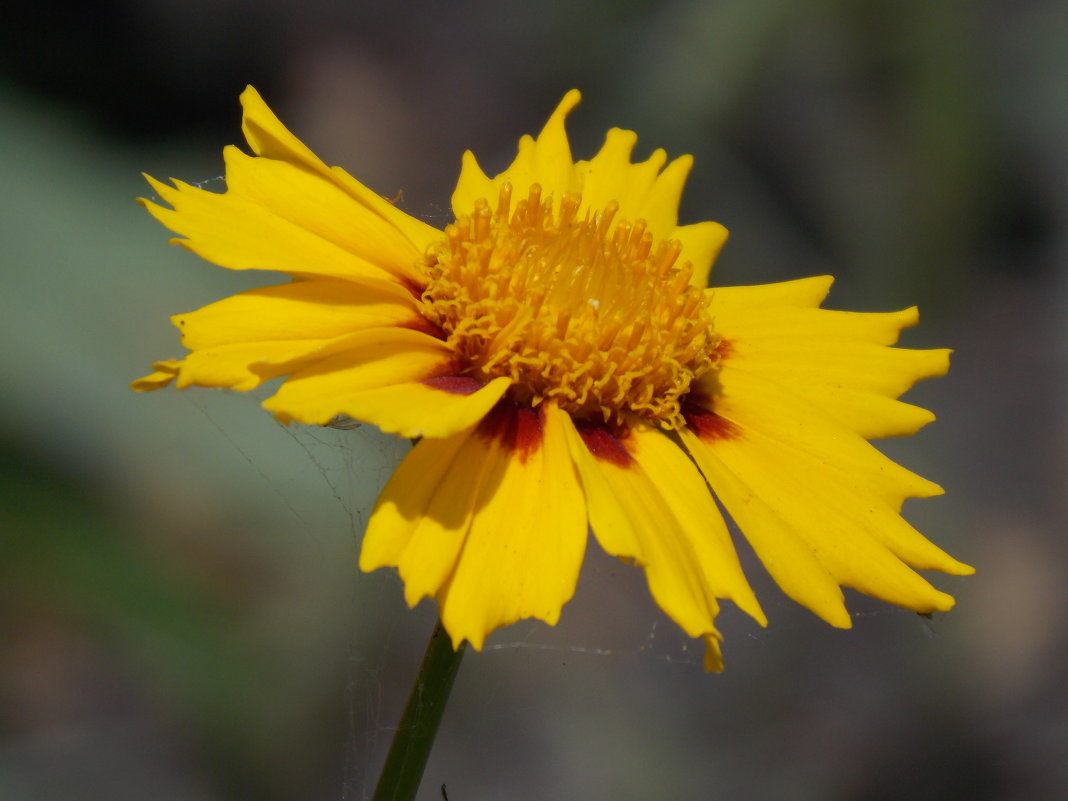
[
  {"left": 477, "top": 401, "right": 544, "bottom": 463},
  {"left": 575, "top": 419, "right": 634, "bottom": 468},
  {"left": 402, "top": 316, "right": 448, "bottom": 339},
  {"left": 715, "top": 337, "right": 733, "bottom": 360},
  {"left": 422, "top": 374, "right": 484, "bottom": 395},
  {"left": 399, "top": 276, "right": 428, "bottom": 299},
  {"left": 683, "top": 397, "right": 740, "bottom": 442}
]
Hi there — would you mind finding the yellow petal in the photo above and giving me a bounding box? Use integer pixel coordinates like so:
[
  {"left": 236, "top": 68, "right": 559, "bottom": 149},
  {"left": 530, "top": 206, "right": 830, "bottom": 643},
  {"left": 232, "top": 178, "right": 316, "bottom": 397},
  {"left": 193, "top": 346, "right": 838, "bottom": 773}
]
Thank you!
[
  {"left": 708, "top": 275, "right": 834, "bottom": 311},
  {"left": 140, "top": 173, "right": 408, "bottom": 287},
  {"left": 263, "top": 328, "right": 510, "bottom": 437},
  {"left": 630, "top": 151, "right": 690, "bottom": 236},
  {"left": 739, "top": 339, "right": 951, "bottom": 401},
  {"left": 172, "top": 279, "right": 420, "bottom": 350},
  {"left": 175, "top": 279, "right": 420, "bottom": 350},
  {"left": 155, "top": 291, "right": 436, "bottom": 392},
  {"left": 758, "top": 385, "right": 937, "bottom": 440},
  {"left": 240, "top": 85, "right": 325, "bottom": 171},
  {"left": 238, "top": 86, "right": 440, "bottom": 254},
  {"left": 131, "top": 359, "right": 181, "bottom": 392},
  {"left": 576, "top": 129, "right": 674, "bottom": 233},
  {"left": 680, "top": 425, "right": 852, "bottom": 628},
  {"left": 221, "top": 146, "right": 428, "bottom": 285},
  {"left": 716, "top": 304, "right": 922, "bottom": 347},
  {"left": 172, "top": 338, "right": 350, "bottom": 391},
  {"left": 675, "top": 221, "right": 729, "bottom": 288},
  {"left": 450, "top": 151, "right": 495, "bottom": 217},
  {"left": 276, "top": 374, "right": 511, "bottom": 438},
  {"left": 575, "top": 129, "right": 719, "bottom": 276},
  {"left": 702, "top": 633, "right": 726, "bottom": 673},
  {"left": 571, "top": 127, "right": 642, "bottom": 211},
  {"left": 452, "top": 90, "right": 583, "bottom": 215},
  {"left": 560, "top": 412, "right": 764, "bottom": 670},
  {"left": 361, "top": 431, "right": 477, "bottom": 607}
]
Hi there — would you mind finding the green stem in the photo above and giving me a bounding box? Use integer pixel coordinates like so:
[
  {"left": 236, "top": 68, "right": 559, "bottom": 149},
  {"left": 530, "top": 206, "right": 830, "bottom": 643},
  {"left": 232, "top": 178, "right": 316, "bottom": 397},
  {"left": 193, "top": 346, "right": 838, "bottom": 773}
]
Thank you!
[{"left": 372, "top": 619, "right": 466, "bottom": 801}]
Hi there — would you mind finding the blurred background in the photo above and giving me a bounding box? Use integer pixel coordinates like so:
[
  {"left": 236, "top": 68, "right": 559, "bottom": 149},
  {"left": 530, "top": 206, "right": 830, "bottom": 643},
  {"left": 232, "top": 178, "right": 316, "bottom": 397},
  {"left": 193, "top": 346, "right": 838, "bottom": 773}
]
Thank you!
[{"left": 2, "top": 0, "right": 1066, "bottom": 799}]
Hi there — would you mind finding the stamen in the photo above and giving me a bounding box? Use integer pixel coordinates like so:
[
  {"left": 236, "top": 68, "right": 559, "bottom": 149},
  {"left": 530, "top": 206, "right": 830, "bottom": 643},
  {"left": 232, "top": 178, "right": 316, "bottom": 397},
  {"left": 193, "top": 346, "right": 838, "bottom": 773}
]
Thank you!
[{"left": 421, "top": 183, "right": 720, "bottom": 428}]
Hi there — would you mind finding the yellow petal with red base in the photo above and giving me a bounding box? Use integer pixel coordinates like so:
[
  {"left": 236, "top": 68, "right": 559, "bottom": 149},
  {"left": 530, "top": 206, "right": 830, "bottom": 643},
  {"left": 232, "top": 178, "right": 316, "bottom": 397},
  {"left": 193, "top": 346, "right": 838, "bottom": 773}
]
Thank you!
[
  {"left": 438, "top": 404, "right": 587, "bottom": 649},
  {"left": 682, "top": 369, "right": 972, "bottom": 627},
  {"left": 560, "top": 411, "right": 764, "bottom": 671},
  {"left": 262, "top": 329, "right": 510, "bottom": 437},
  {"left": 710, "top": 280, "right": 952, "bottom": 438},
  {"left": 708, "top": 365, "right": 946, "bottom": 510},
  {"left": 363, "top": 403, "right": 587, "bottom": 651},
  {"left": 716, "top": 309, "right": 950, "bottom": 401}
]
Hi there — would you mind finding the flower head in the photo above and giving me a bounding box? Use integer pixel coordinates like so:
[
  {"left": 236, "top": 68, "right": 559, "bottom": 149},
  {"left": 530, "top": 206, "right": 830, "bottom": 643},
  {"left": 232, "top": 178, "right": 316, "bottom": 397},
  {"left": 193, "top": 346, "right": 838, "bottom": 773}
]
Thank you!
[{"left": 135, "top": 88, "right": 972, "bottom": 671}]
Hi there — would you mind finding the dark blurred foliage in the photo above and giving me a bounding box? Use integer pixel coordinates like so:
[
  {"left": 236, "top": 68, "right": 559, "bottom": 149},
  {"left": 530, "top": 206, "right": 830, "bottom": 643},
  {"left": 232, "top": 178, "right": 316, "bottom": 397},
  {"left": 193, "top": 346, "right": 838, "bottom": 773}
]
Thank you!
[
  {"left": 3, "top": 1, "right": 1067, "bottom": 800},
  {"left": 0, "top": 0, "right": 285, "bottom": 140}
]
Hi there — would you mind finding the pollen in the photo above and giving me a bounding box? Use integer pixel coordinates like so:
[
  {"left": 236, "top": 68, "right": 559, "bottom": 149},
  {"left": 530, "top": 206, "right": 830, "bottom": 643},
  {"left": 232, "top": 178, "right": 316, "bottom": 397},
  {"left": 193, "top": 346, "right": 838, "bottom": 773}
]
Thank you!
[{"left": 420, "top": 183, "right": 721, "bottom": 428}]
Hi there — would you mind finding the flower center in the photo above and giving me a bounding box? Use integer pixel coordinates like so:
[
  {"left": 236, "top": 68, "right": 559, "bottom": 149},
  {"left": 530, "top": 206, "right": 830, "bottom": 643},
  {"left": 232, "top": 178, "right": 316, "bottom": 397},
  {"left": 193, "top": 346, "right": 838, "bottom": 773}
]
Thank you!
[{"left": 420, "top": 183, "right": 721, "bottom": 428}]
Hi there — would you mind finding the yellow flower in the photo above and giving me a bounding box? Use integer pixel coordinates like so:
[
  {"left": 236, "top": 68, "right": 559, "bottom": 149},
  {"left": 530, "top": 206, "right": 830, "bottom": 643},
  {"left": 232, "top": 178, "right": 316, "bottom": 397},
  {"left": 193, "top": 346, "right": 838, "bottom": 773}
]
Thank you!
[{"left": 134, "top": 88, "right": 973, "bottom": 671}]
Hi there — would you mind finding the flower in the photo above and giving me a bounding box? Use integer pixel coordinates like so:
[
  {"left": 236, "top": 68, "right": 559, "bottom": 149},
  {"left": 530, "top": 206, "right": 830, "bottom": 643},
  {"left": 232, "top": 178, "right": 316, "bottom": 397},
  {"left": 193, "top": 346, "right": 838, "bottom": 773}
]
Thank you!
[{"left": 134, "top": 87, "right": 973, "bottom": 671}]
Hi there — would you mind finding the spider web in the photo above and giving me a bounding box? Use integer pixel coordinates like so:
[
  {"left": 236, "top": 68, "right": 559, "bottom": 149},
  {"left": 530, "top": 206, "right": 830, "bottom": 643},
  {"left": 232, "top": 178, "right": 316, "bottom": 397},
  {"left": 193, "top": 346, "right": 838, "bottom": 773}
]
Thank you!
[
  {"left": 178, "top": 390, "right": 720, "bottom": 794},
  {"left": 180, "top": 385, "right": 942, "bottom": 801}
]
